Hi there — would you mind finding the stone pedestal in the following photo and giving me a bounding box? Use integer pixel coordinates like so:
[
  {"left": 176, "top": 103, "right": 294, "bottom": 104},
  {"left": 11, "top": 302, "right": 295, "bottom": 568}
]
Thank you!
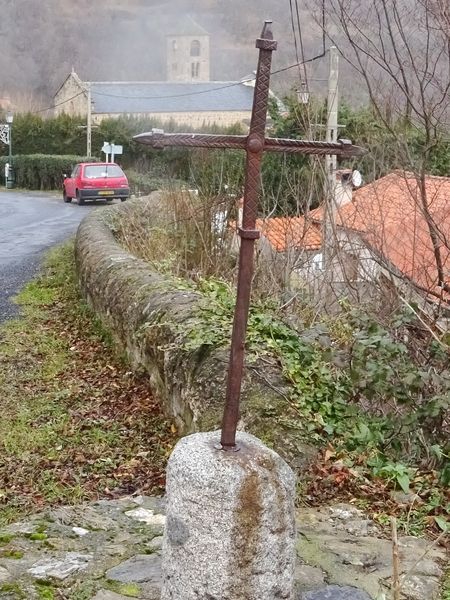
[{"left": 161, "top": 431, "right": 296, "bottom": 600}]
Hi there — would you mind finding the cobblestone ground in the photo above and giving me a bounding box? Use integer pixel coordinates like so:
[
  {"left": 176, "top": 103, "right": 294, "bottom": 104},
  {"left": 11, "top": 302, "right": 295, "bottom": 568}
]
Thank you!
[{"left": 0, "top": 496, "right": 446, "bottom": 599}]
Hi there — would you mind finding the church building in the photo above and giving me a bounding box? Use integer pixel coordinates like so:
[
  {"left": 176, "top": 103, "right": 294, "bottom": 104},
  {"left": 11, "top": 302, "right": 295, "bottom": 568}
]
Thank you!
[{"left": 53, "top": 17, "right": 257, "bottom": 128}]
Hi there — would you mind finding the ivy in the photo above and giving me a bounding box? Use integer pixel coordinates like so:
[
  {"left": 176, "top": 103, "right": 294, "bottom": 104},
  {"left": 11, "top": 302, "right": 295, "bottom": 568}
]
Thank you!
[{"left": 173, "top": 278, "right": 450, "bottom": 485}]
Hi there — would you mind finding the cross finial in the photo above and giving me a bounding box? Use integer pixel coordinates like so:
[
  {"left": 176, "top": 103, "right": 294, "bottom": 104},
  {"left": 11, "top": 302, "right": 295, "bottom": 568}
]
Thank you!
[
  {"left": 261, "top": 20, "right": 273, "bottom": 40},
  {"left": 256, "top": 20, "right": 277, "bottom": 51}
]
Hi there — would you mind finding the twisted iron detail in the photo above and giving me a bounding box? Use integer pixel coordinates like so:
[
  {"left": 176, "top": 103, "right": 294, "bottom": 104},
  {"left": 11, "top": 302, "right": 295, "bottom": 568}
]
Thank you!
[{"left": 134, "top": 131, "right": 366, "bottom": 157}]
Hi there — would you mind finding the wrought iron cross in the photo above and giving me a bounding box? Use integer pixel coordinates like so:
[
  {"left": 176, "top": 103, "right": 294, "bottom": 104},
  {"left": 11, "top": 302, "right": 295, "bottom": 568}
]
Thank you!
[{"left": 134, "top": 21, "right": 365, "bottom": 450}]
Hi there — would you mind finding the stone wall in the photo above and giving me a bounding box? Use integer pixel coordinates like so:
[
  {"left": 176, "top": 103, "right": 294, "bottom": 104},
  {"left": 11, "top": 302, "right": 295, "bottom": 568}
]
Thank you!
[
  {"left": 91, "top": 110, "right": 252, "bottom": 127},
  {"left": 54, "top": 73, "right": 88, "bottom": 117},
  {"left": 74, "top": 198, "right": 302, "bottom": 459}
]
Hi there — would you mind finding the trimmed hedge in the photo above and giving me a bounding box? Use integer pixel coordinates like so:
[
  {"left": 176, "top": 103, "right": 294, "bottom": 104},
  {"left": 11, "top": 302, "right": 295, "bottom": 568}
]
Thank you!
[{"left": 0, "top": 154, "right": 97, "bottom": 190}]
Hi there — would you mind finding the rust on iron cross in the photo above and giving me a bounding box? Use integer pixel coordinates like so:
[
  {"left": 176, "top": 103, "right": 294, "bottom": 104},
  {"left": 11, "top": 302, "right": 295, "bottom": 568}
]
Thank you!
[{"left": 134, "top": 20, "right": 365, "bottom": 450}]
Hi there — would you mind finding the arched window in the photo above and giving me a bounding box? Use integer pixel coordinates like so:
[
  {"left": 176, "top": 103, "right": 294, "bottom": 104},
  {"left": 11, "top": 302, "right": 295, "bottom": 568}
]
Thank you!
[
  {"left": 190, "top": 40, "right": 201, "bottom": 57},
  {"left": 172, "top": 40, "right": 178, "bottom": 51}
]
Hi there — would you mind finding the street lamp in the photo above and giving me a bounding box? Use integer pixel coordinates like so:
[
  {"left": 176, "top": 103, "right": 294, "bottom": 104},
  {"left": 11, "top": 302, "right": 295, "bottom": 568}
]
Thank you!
[
  {"left": 5, "top": 112, "right": 13, "bottom": 188},
  {"left": 297, "top": 85, "right": 310, "bottom": 105}
]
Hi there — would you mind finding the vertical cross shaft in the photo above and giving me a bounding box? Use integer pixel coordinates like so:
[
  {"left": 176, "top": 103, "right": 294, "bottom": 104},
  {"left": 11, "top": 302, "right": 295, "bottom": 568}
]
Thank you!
[
  {"left": 133, "top": 23, "right": 366, "bottom": 452},
  {"left": 220, "top": 21, "right": 277, "bottom": 448}
]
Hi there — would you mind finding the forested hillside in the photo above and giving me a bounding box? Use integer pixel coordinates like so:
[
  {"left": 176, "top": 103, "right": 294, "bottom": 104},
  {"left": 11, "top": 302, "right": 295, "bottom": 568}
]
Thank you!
[{"left": 0, "top": 0, "right": 331, "bottom": 106}]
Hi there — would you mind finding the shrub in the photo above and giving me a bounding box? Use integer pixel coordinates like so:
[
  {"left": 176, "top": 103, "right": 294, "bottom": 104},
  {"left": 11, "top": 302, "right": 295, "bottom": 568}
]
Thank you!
[
  {"left": 126, "top": 170, "right": 186, "bottom": 196},
  {"left": 0, "top": 154, "right": 97, "bottom": 190}
]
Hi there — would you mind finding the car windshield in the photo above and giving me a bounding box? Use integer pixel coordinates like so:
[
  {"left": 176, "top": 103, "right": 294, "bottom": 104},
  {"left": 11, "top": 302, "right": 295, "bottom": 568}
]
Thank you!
[{"left": 84, "top": 165, "right": 125, "bottom": 179}]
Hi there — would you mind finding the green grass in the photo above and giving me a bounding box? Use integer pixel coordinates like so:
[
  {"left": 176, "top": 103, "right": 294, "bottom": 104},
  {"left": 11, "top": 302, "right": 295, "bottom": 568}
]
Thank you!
[
  {"left": 0, "top": 241, "right": 175, "bottom": 526},
  {"left": 0, "top": 582, "right": 26, "bottom": 598},
  {"left": 104, "top": 580, "right": 141, "bottom": 597},
  {"left": 35, "top": 581, "right": 56, "bottom": 600},
  {"left": 0, "top": 533, "right": 14, "bottom": 545},
  {"left": 1, "top": 549, "right": 24, "bottom": 559}
]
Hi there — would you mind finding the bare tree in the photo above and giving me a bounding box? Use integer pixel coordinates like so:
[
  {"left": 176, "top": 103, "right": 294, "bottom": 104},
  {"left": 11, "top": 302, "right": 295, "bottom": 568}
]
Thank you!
[{"left": 309, "top": 0, "right": 450, "bottom": 303}]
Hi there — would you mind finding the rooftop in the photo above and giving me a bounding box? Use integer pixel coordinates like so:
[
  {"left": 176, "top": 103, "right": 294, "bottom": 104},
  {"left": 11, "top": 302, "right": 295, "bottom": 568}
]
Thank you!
[
  {"left": 336, "top": 171, "right": 450, "bottom": 296},
  {"left": 256, "top": 216, "right": 322, "bottom": 252},
  {"left": 256, "top": 171, "right": 450, "bottom": 299},
  {"left": 89, "top": 81, "right": 254, "bottom": 114}
]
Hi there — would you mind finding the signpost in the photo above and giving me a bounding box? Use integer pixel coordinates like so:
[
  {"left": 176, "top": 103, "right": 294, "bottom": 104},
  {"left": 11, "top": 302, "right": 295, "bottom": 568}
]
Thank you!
[
  {"left": 134, "top": 20, "right": 365, "bottom": 451},
  {"left": 102, "top": 142, "right": 123, "bottom": 163}
]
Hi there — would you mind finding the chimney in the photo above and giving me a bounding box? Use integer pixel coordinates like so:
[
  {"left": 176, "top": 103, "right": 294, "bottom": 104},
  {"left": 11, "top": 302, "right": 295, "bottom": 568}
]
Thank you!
[{"left": 334, "top": 169, "right": 353, "bottom": 207}]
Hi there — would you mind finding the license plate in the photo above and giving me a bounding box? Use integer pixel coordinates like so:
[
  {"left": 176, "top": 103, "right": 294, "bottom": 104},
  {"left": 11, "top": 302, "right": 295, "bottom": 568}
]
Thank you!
[{"left": 98, "top": 190, "right": 114, "bottom": 196}]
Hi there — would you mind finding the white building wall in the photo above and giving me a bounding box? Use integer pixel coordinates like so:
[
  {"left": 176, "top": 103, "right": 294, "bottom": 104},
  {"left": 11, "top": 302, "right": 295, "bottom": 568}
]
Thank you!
[
  {"left": 54, "top": 74, "right": 88, "bottom": 117},
  {"left": 166, "top": 34, "right": 210, "bottom": 82}
]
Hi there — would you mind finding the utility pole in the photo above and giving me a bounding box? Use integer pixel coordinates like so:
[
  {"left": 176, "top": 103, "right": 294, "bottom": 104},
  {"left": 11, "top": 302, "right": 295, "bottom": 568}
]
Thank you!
[
  {"left": 86, "top": 83, "right": 92, "bottom": 158},
  {"left": 322, "top": 46, "right": 339, "bottom": 276}
]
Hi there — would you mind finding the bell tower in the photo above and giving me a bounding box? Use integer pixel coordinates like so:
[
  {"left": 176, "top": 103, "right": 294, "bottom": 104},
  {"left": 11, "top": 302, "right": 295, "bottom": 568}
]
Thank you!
[{"left": 166, "top": 17, "right": 210, "bottom": 82}]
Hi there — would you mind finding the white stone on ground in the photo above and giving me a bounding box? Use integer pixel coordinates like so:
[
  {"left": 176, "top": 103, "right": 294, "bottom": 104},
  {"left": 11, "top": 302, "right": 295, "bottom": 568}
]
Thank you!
[
  {"left": 72, "top": 526, "right": 89, "bottom": 536},
  {"left": 125, "top": 507, "right": 166, "bottom": 527},
  {"left": 161, "top": 431, "right": 296, "bottom": 600},
  {"left": 27, "top": 552, "right": 92, "bottom": 580}
]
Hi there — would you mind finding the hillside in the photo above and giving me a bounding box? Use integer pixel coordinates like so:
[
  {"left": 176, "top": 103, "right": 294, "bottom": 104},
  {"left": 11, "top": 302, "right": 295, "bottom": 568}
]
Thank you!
[{"left": 0, "top": 0, "right": 336, "bottom": 108}]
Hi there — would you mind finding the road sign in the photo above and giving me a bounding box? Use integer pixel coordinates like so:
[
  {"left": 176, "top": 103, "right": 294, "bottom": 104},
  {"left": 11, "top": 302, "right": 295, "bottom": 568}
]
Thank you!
[
  {"left": 102, "top": 142, "right": 123, "bottom": 162},
  {"left": 102, "top": 143, "right": 123, "bottom": 155}
]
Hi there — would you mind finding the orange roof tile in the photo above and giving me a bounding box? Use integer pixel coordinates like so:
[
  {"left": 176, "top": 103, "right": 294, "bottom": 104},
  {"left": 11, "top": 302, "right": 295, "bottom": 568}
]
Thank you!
[
  {"left": 256, "top": 216, "right": 322, "bottom": 252},
  {"left": 336, "top": 172, "right": 450, "bottom": 296}
]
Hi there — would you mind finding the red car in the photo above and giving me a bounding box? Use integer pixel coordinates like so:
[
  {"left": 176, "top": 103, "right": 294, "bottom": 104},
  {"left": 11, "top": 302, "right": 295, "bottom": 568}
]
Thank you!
[{"left": 63, "top": 162, "right": 130, "bottom": 204}]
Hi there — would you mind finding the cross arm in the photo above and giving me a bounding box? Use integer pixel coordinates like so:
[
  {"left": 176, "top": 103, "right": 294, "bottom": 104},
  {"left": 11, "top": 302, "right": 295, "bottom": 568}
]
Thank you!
[
  {"left": 134, "top": 129, "right": 366, "bottom": 157},
  {"left": 133, "top": 130, "right": 247, "bottom": 150},
  {"left": 263, "top": 137, "right": 366, "bottom": 157}
]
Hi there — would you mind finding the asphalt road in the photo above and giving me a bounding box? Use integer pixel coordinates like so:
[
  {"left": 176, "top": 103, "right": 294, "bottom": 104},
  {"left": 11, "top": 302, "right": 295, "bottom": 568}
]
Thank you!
[{"left": 0, "top": 190, "right": 106, "bottom": 322}]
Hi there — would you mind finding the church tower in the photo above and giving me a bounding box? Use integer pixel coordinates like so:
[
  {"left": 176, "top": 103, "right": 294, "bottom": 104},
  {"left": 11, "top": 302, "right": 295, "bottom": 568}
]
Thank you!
[{"left": 166, "top": 17, "right": 210, "bottom": 82}]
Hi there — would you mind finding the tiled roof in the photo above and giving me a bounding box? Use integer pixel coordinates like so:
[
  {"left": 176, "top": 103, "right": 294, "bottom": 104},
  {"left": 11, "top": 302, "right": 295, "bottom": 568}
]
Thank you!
[
  {"left": 336, "top": 172, "right": 450, "bottom": 296},
  {"left": 258, "top": 171, "right": 450, "bottom": 298},
  {"left": 90, "top": 81, "right": 254, "bottom": 115},
  {"left": 256, "top": 216, "right": 322, "bottom": 252}
]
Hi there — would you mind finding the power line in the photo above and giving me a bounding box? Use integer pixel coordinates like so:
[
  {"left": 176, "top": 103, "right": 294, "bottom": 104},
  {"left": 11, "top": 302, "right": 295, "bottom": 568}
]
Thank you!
[
  {"left": 32, "top": 91, "right": 85, "bottom": 114},
  {"left": 54, "top": 59, "right": 324, "bottom": 103},
  {"left": 294, "top": 0, "right": 309, "bottom": 90},
  {"left": 289, "top": 0, "right": 304, "bottom": 87},
  {"left": 27, "top": 56, "right": 329, "bottom": 115},
  {"left": 91, "top": 79, "right": 256, "bottom": 101}
]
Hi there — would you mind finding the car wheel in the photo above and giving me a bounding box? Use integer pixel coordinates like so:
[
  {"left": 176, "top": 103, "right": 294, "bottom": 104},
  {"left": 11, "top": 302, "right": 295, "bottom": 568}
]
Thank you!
[
  {"left": 76, "top": 190, "right": 85, "bottom": 205},
  {"left": 63, "top": 188, "right": 72, "bottom": 203},
  {"left": 121, "top": 197, "right": 128, "bottom": 202}
]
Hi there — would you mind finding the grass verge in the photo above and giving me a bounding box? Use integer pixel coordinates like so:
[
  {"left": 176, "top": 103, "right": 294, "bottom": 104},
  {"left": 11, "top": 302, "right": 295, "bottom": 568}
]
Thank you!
[{"left": 0, "top": 241, "right": 175, "bottom": 526}]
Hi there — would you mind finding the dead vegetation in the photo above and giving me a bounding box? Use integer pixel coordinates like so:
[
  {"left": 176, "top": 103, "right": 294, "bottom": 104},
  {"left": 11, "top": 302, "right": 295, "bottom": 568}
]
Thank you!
[{"left": 0, "top": 242, "right": 176, "bottom": 526}]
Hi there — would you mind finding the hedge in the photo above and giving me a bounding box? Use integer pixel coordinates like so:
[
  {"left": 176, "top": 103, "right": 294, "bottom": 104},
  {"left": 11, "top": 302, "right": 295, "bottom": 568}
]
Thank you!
[{"left": 0, "top": 155, "right": 97, "bottom": 190}]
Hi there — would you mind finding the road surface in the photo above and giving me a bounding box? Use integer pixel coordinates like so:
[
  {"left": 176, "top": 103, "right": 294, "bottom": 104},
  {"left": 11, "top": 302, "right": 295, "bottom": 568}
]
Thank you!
[{"left": 0, "top": 190, "right": 107, "bottom": 322}]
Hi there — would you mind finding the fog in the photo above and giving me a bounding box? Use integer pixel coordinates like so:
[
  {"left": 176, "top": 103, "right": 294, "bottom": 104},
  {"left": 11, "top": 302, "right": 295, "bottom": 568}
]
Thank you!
[{"left": 0, "top": 0, "right": 332, "bottom": 108}]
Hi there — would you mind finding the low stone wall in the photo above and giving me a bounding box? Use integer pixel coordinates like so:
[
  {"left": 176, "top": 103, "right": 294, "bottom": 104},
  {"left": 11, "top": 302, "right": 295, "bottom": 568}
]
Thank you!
[{"left": 75, "top": 198, "right": 302, "bottom": 460}]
